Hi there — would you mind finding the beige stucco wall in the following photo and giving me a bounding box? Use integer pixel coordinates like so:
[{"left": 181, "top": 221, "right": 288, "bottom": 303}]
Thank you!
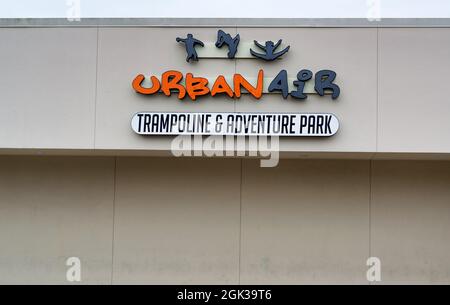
[
  {"left": 1, "top": 156, "right": 449, "bottom": 284},
  {"left": 0, "top": 24, "right": 449, "bottom": 284},
  {"left": 0, "top": 26, "right": 449, "bottom": 156}
]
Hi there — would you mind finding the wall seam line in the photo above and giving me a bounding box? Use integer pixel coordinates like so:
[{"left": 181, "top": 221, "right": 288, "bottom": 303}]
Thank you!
[
  {"left": 238, "top": 158, "right": 243, "bottom": 284},
  {"left": 93, "top": 27, "right": 99, "bottom": 149},
  {"left": 234, "top": 26, "right": 238, "bottom": 113},
  {"left": 371, "top": 28, "right": 378, "bottom": 281},
  {"left": 370, "top": 161, "right": 372, "bottom": 255},
  {"left": 236, "top": 26, "right": 241, "bottom": 284},
  {"left": 376, "top": 27, "right": 379, "bottom": 153},
  {"left": 110, "top": 156, "right": 117, "bottom": 285}
]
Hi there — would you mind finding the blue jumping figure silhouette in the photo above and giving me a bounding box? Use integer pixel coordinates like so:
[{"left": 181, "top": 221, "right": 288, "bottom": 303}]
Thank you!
[
  {"left": 250, "top": 39, "right": 290, "bottom": 61},
  {"left": 176, "top": 34, "right": 204, "bottom": 62},
  {"left": 215, "top": 30, "right": 240, "bottom": 59}
]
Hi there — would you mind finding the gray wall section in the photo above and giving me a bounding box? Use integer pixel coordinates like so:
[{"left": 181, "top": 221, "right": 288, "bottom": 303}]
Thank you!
[
  {"left": 371, "top": 161, "right": 450, "bottom": 284},
  {"left": 0, "top": 28, "right": 97, "bottom": 149},
  {"left": 378, "top": 28, "right": 450, "bottom": 152},
  {"left": 1, "top": 25, "right": 450, "bottom": 284},
  {"left": 0, "top": 27, "right": 449, "bottom": 155},
  {"left": 0, "top": 156, "right": 114, "bottom": 284},
  {"left": 1, "top": 156, "right": 450, "bottom": 284}
]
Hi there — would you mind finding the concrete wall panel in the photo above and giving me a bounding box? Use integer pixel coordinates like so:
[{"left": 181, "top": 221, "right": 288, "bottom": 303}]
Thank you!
[
  {"left": 371, "top": 160, "right": 450, "bottom": 284},
  {"left": 378, "top": 28, "right": 450, "bottom": 152},
  {"left": 0, "top": 156, "right": 449, "bottom": 284},
  {"left": 0, "top": 156, "right": 114, "bottom": 284},
  {"left": 0, "top": 28, "right": 97, "bottom": 149},
  {"left": 112, "top": 157, "right": 241, "bottom": 284},
  {"left": 240, "top": 159, "right": 370, "bottom": 284}
]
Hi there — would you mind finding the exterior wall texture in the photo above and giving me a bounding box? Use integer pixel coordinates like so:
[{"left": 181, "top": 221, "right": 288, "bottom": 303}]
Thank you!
[
  {"left": 1, "top": 22, "right": 450, "bottom": 284},
  {"left": 0, "top": 26, "right": 449, "bottom": 155},
  {"left": 1, "top": 156, "right": 450, "bottom": 284}
]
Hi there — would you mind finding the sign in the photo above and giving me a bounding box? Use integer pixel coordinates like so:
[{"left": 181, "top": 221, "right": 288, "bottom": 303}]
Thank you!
[
  {"left": 132, "top": 69, "right": 340, "bottom": 101},
  {"left": 131, "top": 112, "right": 339, "bottom": 137},
  {"left": 132, "top": 30, "right": 341, "bottom": 101},
  {"left": 131, "top": 30, "right": 342, "bottom": 138}
]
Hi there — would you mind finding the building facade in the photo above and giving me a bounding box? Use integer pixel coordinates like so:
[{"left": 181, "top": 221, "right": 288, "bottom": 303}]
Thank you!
[{"left": 0, "top": 18, "right": 450, "bottom": 284}]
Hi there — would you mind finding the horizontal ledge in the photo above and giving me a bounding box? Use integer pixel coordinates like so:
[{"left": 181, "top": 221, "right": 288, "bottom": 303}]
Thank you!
[
  {"left": 1, "top": 18, "right": 450, "bottom": 28},
  {"left": 1, "top": 148, "right": 450, "bottom": 160}
]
